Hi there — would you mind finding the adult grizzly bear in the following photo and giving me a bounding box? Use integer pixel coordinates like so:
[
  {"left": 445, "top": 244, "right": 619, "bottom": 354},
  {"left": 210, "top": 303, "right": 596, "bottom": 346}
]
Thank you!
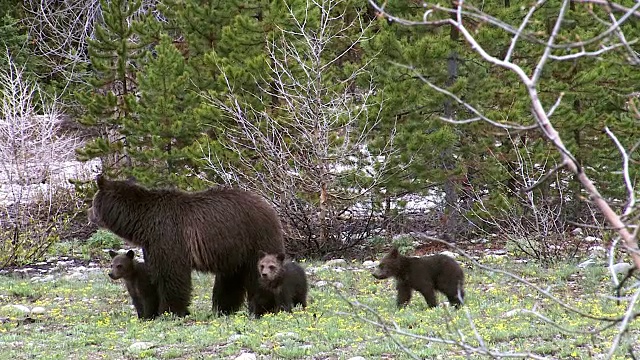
[
  {"left": 89, "top": 175, "right": 285, "bottom": 317},
  {"left": 108, "top": 249, "right": 159, "bottom": 320},
  {"left": 250, "top": 251, "right": 308, "bottom": 318},
  {"left": 372, "top": 247, "right": 465, "bottom": 309}
]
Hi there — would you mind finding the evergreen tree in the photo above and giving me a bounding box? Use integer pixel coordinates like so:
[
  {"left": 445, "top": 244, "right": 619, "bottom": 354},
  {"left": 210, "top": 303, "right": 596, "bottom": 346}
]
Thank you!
[
  {"left": 75, "top": 0, "right": 151, "bottom": 175},
  {"left": 125, "top": 34, "right": 202, "bottom": 188},
  {"left": 0, "top": 2, "right": 42, "bottom": 81}
]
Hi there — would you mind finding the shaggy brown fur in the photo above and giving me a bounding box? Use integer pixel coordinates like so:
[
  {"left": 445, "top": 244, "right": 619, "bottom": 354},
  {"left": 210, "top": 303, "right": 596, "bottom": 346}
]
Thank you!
[
  {"left": 90, "top": 175, "right": 285, "bottom": 316},
  {"left": 108, "top": 250, "right": 159, "bottom": 320},
  {"left": 372, "top": 247, "right": 465, "bottom": 309},
  {"left": 250, "top": 251, "right": 308, "bottom": 318}
]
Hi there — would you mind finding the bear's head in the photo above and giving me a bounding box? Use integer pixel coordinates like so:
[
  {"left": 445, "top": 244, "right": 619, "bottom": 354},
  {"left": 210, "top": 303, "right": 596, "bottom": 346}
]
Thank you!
[
  {"left": 88, "top": 175, "right": 147, "bottom": 240},
  {"left": 87, "top": 174, "right": 110, "bottom": 227},
  {"left": 257, "top": 251, "right": 286, "bottom": 284},
  {"left": 372, "top": 247, "right": 403, "bottom": 280},
  {"left": 108, "top": 249, "right": 137, "bottom": 280}
]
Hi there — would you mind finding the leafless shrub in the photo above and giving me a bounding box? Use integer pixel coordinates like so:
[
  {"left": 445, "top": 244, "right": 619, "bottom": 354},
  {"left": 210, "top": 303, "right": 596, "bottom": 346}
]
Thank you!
[
  {"left": 464, "top": 134, "right": 596, "bottom": 263},
  {"left": 202, "top": 0, "right": 397, "bottom": 258},
  {"left": 0, "top": 51, "right": 87, "bottom": 266},
  {"left": 24, "top": 0, "right": 161, "bottom": 83}
]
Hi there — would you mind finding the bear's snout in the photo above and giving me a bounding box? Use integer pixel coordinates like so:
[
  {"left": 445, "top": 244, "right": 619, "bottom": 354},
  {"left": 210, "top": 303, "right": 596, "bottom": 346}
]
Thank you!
[
  {"left": 371, "top": 269, "right": 387, "bottom": 280},
  {"left": 87, "top": 207, "right": 100, "bottom": 225},
  {"left": 108, "top": 272, "right": 117, "bottom": 280}
]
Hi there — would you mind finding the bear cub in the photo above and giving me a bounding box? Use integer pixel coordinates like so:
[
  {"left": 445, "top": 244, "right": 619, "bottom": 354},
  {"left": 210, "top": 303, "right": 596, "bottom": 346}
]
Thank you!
[
  {"left": 108, "top": 250, "right": 159, "bottom": 320},
  {"left": 372, "top": 247, "right": 465, "bottom": 309},
  {"left": 250, "top": 251, "right": 308, "bottom": 318}
]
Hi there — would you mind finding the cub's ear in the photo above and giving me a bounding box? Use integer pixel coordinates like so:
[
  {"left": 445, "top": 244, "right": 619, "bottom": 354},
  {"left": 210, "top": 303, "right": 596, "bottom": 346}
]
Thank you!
[
  {"left": 388, "top": 247, "right": 400, "bottom": 258},
  {"left": 108, "top": 250, "right": 117, "bottom": 258},
  {"left": 276, "top": 253, "right": 286, "bottom": 262},
  {"left": 258, "top": 250, "right": 268, "bottom": 259},
  {"left": 126, "top": 250, "right": 135, "bottom": 259},
  {"left": 125, "top": 176, "right": 137, "bottom": 184}
]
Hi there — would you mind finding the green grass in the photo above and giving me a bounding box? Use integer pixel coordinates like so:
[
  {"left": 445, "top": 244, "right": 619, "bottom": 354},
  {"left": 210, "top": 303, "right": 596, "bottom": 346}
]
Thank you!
[{"left": 0, "top": 256, "right": 638, "bottom": 359}]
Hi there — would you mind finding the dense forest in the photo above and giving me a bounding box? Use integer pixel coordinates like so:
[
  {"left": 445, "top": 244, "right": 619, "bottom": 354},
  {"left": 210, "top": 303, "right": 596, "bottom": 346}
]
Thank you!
[{"left": 1, "top": 0, "right": 640, "bottom": 265}]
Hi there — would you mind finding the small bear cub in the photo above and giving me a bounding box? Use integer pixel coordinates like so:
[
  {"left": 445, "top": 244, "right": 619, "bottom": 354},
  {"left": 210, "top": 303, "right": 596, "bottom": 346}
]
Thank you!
[
  {"left": 372, "top": 247, "right": 465, "bottom": 309},
  {"left": 250, "top": 251, "right": 308, "bottom": 318},
  {"left": 108, "top": 250, "right": 159, "bottom": 320}
]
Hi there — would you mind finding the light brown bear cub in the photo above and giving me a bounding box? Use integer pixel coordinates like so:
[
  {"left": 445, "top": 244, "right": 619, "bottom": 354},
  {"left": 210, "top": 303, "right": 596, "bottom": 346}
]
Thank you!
[
  {"left": 108, "top": 250, "right": 159, "bottom": 320},
  {"left": 250, "top": 251, "right": 308, "bottom": 318},
  {"left": 372, "top": 247, "right": 465, "bottom": 309}
]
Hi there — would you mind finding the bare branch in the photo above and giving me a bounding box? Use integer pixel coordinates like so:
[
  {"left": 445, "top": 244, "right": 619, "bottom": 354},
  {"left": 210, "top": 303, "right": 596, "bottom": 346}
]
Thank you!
[{"left": 604, "top": 127, "right": 635, "bottom": 216}]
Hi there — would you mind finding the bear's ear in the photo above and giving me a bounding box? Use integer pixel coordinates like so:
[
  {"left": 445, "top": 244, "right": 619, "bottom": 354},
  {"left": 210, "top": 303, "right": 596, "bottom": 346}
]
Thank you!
[
  {"left": 108, "top": 250, "right": 117, "bottom": 258},
  {"left": 276, "top": 253, "right": 285, "bottom": 262},
  {"left": 388, "top": 247, "right": 400, "bottom": 258},
  {"left": 96, "top": 174, "right": 108, "bottom": 190},
  {"left": 258, "top": 250, "right": 268, "bottom": 259},
  {"left": 126, "top": 250, "right": 135, "bottom": 259}
]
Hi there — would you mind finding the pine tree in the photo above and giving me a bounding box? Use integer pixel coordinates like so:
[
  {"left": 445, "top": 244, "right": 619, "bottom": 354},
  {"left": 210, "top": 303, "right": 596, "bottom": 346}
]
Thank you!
[
  {"left": 75, "top": 0, "right": 151, "bottom": 175},
  {"left": 125, "top": 34, "right": 202, "bottom": 188}
]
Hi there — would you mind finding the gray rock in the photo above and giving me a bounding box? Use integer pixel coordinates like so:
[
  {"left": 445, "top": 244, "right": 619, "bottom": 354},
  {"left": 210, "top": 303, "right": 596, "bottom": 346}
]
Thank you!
[
  {"left": 439, "top": 251, "right": 458, "bottom": 258},
  {"left": 234, "top": 353, "right": 256, "bottom": 360},
  {"left": 275, "top": 332, "right": 298, "bottom": 339},
  {"left": 1, "top": 304, "right": 31, "bottom": 315},
  {"left": 128, "top": 342, "right": 154, "bottom": 352},
  {"left": 30, "top": 306, "right": 46, "bottom": 314},
  {"left": 314, "top": 281, "right": 328, "bottom": 288},
  {"left": 362, "top": 260, "right": 378, "bottom": 268},
  {"left": 228, "top": 334, "right": 245, "bottom": 342},
  {"left": 325, "top": 259, "right": 347, "bottom": 266},
  {"left": 612, "top": 262, "right": 633, "bottom": 275}
]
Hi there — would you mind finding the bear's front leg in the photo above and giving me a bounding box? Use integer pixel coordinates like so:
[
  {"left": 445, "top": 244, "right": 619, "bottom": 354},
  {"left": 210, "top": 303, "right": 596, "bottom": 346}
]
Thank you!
[
  {"left": 130, "top": 294, "right": 144, "bottom": 319},
  {"left": 156, "top": 268, "right": 192, "bottom": 317},
  {"left": 395, "top": 280, "right": 413, "bottom": 308},
  {"left": 141, "top": 296, "right": 159, "bottom": 320},
  {"left": 275, "top": 291, "right": 293, "bottom": 313}
]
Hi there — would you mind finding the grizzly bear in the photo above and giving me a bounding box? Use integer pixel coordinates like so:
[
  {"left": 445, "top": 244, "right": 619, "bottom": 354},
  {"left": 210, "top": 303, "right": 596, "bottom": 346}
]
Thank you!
[
  {"left": 89, "top": 175, "right": 285, "bottom": 317},
  {"left": 108, "top": 250, "right": 159, "bottom": 320},
  {"left": 372, "top": 247, "right": 465, "bottom": 309},
  {"left": 249, "top": 251, "right": 308, "bottom": 318}
]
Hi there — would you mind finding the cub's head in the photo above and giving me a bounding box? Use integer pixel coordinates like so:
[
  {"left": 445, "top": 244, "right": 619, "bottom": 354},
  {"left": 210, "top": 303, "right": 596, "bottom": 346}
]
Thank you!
[
  {"left": 372, "top": 247, "right": 403, "bottom": 280},
  {"left": 108, "top": 250, "right": 137, "bottom": 280},
  {"left": 257, "top": 251, "right": 286, "bottom": 283}
]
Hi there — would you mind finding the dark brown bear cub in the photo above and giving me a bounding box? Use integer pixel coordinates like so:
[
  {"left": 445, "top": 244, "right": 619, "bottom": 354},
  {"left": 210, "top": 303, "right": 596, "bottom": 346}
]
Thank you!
[
  {"left": 250, "top": 251, "right": 308, "bottom": 318},
  {"left": 372, "top": 247, "right": 464, "bottom": 309},
  {"left": 109, "top": 250, "right": 159, "bottom": 320}
]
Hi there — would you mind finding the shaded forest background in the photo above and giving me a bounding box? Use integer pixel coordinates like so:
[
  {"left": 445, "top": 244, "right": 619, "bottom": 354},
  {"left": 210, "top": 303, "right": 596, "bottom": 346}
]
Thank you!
[{"left": 1, "top": 0, "right": 639, "bottom": 265}]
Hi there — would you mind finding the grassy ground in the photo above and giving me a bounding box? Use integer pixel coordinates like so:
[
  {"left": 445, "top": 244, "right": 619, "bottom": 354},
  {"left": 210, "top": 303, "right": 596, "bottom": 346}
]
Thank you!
[{"left": 0, "top": 250, "right": 638, "bottom": 359}]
